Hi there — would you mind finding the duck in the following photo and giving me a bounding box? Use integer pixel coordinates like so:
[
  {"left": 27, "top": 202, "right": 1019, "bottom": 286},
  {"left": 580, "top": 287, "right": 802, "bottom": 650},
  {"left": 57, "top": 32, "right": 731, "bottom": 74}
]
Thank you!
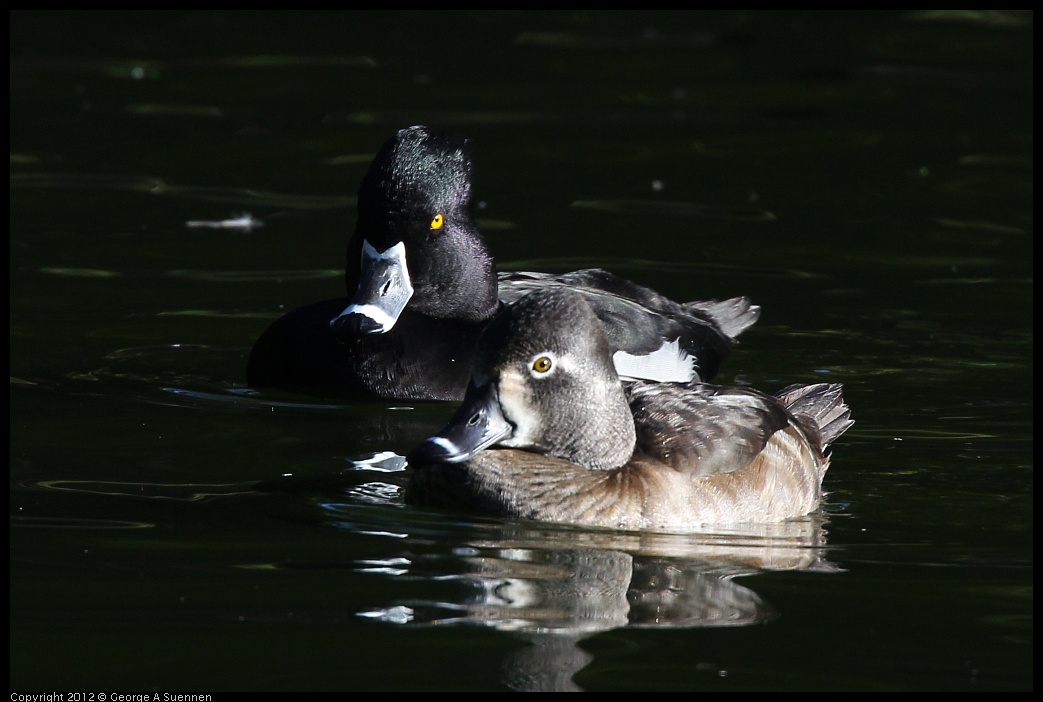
[
  {"left": 406, "top": 287, "right": 853, "bottom": 532},
  {"left": 247, "top": 125, "right": 760, "bottom": 401}
]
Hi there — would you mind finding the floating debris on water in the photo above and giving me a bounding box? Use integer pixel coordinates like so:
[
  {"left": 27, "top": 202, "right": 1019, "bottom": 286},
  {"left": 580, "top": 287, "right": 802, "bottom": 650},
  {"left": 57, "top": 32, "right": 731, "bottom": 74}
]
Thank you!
[{"left": 186, "top": 213, "right": 264, "bottom": 231}]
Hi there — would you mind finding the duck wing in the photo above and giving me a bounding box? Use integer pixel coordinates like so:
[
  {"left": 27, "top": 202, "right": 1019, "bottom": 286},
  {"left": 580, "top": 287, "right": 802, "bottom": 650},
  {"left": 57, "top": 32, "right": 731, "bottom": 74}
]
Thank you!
[{"left": 626, "top": 382, "right": 793, "bottom": 477}]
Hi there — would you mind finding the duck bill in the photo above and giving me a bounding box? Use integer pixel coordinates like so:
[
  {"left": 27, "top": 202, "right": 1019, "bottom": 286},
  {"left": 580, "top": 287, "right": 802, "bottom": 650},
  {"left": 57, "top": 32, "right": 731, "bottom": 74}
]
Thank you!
[
  {"left": 330, "top": 239, "right": 414, "bottom": 336},
  {"left": 410, "top": 383, "right": 513, "bottom": 464}
]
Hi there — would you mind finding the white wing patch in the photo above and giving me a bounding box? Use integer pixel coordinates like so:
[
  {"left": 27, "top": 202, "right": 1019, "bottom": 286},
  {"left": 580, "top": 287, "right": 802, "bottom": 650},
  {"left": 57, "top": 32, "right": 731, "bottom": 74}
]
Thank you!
[{"left": 612, "top": 337, "right": 696, "bottom": 383}]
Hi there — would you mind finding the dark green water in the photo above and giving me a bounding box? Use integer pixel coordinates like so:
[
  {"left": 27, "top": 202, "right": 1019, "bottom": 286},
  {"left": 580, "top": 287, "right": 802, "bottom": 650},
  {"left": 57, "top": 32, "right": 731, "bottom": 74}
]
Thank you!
[{"left": 11, "top": 11, "right": 1032, "bottom": 691}]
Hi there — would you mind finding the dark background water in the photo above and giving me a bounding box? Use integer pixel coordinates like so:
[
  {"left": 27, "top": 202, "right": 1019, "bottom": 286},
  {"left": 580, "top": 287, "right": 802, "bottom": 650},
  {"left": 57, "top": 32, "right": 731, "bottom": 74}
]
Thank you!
[{"left": 10, "top": 11, "right": 1032, "bottom": 691}]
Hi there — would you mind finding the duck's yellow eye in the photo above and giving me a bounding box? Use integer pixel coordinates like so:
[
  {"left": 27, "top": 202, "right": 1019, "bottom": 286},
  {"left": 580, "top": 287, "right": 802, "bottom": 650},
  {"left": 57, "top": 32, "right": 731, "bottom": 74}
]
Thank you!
[
  {"left": 532, "top": 356, "right": 553, "bottom": 374},
  {"left": 430, "top": 213, "right": 444, "bottom": 230}
]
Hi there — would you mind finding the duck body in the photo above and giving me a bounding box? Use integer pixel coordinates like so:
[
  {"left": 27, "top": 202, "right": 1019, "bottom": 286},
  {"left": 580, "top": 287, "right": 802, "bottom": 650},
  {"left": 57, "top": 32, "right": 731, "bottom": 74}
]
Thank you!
[
  {"left": 247, "top": 125, "right": 758, "bottom": 401},
  {"left": 247, "top": 298, "right": 484, "bottom": 400},
  {"left": 406, "top": 288, "right": 853, "bottom": 532}
]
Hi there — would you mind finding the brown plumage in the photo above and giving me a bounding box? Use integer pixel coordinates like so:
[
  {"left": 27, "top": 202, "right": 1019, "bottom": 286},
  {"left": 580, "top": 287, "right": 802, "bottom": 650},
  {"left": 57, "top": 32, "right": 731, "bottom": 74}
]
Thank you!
[{"left": 407, "top": 288, "right": 852, "bottom": 532}]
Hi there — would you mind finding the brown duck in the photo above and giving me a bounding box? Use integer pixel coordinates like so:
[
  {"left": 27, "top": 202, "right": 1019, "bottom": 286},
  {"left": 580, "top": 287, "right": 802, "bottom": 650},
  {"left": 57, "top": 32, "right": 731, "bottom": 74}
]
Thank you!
[{"left": 407, "top": 287, "right": 853, "bottom": 532}]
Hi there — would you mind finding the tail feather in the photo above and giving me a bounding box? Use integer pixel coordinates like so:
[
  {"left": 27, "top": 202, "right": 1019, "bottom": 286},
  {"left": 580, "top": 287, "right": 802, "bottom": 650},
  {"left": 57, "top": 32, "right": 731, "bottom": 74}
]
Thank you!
[
  {"left": 775, "top": 382, "right": 854, "bottom": 449},
  {"left": 685, "top": 296, "right": 761, "bottom": 340}
]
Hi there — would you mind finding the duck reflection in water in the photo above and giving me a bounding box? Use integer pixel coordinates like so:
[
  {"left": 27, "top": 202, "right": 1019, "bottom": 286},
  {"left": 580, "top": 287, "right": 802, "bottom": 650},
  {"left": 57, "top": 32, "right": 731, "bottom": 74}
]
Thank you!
[{"left": 352, "top": 516, "right": 840, "bottom": 692}]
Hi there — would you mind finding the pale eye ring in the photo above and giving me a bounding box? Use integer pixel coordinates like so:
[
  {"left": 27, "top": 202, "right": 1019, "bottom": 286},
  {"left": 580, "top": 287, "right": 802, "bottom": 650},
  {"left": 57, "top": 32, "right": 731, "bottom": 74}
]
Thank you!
[
  {"left": 531, "top": 354, "right": 553, "bottom": 375},
  {"left": 430, "top": 213, "right": 445, "bottom": 230}
]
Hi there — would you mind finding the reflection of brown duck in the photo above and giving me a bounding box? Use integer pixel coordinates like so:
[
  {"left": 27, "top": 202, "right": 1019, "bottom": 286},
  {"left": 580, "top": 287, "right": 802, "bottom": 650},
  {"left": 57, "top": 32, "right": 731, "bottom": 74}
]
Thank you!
[
  {"left": 357, "top": 520, "right": 839, "bottom": 630},
  {"left": 407, "top": 287, "right": 853, "bottom": 532}
]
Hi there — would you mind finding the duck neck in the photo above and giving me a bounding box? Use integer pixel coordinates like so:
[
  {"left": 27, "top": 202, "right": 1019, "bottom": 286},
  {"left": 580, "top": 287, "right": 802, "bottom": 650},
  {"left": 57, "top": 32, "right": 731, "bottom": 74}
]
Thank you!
[
  {"left": 549, "top": 376, "right": 637, "bottom": 471},
  {"left": 451, "top": 250, "right": 499, "bottom": 323}
]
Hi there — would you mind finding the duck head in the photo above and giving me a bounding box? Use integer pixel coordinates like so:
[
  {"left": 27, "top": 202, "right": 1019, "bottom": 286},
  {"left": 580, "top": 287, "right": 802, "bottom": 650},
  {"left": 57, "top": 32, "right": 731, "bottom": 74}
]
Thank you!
[
  {"left": 331, "top": 125, "right": 498, "bottom": 336},
  {"left": 411, "top": 288, "right": 638, "bottom": 470}
]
